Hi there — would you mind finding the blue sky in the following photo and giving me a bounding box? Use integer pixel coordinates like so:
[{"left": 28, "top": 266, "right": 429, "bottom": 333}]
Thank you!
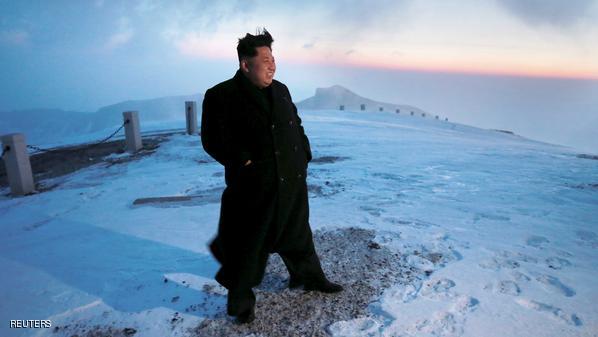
[{"left": 0, "top": 0, "right": 597, "bottom": 152}]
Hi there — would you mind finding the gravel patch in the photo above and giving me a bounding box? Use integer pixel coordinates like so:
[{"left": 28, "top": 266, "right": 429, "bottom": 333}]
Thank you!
[{"left": 190, "top": 227, "right": 418, "bottom": 337}]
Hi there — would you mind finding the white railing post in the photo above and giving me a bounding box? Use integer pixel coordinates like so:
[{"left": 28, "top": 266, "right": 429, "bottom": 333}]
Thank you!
[
  {"left": 185, "top": 101, "right": 198, "bottom": 135},
  {"left": 123, "top": 111, "right": 142, "bottom": 153},
  {"left": 1, "top": 133, "right": 35, "bottom": 196}
]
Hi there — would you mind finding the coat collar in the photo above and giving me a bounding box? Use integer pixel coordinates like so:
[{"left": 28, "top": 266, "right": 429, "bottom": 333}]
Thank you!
[{"left": 234, "top": 69, "right": 272, "bottom": 117}]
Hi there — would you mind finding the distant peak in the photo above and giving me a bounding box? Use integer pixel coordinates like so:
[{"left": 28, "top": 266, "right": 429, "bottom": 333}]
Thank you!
[
  {"left": 315, "top": 85, "right": 358, "bottom": 96},
  {"left": 295, "top": 84, "right": 425, "bottom": 116}
]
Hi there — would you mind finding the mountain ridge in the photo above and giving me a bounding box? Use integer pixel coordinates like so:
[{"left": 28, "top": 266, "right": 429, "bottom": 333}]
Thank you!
[{"left": 1, "top": 85, "right": 437, "bottom": 146}]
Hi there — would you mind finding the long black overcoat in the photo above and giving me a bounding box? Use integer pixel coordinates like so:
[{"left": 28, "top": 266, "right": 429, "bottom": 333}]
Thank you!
[{"left": 201, "top": 70, "right": 315, "bottom": 291}]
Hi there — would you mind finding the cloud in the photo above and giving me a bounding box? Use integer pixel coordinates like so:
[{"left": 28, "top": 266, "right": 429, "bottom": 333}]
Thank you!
[
  {"left": 0, "top": 30, "right": 29, "bottom": 45},
  {"left": 169, "top": 31, "right": 227, "bottom": 59},
  {"left": 157, "top": 0, "right": 413, "bottom": 59},
  {"left": 324, "top": 0, "right": 411, "bottom": 27},
  {"left": 275, "top": 0, "right": 412, "bottom": 40},
  {"left": 103, "top": 17, "right": 133, "bottom": 51},
  {"left": 496, "top": 0, "right": 597, "bottom": 28},
  {"left": 135, "top": 0, "right": 161, "bottom": 13},
  {"left": 156, "top": 1, "right": 257, "bottom": 59},
  {"left": 105, "top": 31, "right": 133, "bottom": 50}
]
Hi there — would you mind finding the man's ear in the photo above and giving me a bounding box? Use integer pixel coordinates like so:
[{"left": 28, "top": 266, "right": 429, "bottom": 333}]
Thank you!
[{"left": 240, "top": 59, "right": 250, "bottom": 73}]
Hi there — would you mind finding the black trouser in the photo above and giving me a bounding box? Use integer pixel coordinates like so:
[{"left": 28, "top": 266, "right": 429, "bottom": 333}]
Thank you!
[
  {"left": 213, "top": 183, "right": 327, "bottom": 315},
  {"left": 224, "top": 245, "right": 327, "bottom": 315}
]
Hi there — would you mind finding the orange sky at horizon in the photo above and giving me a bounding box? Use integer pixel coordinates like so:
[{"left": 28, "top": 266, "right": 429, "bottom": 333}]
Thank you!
[
  {"left": 276, "top": 52, "right": 598, "bottom": 81},
  {"left": 175, "top": 30, "right": 598, "bottom": 82}
]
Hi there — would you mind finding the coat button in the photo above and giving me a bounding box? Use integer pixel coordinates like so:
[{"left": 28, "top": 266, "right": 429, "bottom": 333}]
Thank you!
[
  {"left": 275, "top": 150, "right": 280, "bottom": 155},
  {"left": 297, "top": 173, "right": 302, "bottom": 178},
  {"left": 280, "top": 177, "right": 285, "bottom": 182},
  {"left": 289, "top": 120, "right": 293, "bottom": 125},
  {"left": 293, "top": 145, "right": 298, "bottom": 152},
  {"left": 271, "top": 124, "right": 276, "bottom": 130}
]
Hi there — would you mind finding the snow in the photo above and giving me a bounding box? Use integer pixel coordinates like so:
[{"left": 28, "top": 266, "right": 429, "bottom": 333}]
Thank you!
[{"left": 0, "top": 108, "right": 597, "bottom": 337}]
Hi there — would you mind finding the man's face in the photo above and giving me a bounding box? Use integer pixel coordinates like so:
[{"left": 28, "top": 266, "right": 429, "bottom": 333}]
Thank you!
[{"left": 242, "top": 46, "right": 276, "bottom": 88}]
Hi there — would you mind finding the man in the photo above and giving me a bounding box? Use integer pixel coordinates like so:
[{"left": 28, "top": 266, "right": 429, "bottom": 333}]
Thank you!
[{"left": 201, "top": 29, "right": 342, "bottom": 324}]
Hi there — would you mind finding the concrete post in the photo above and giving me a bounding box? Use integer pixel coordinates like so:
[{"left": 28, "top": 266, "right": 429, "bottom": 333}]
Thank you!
[
  {"left": 123, "top": 111, "right": 142, "bottom": 153},
  {"left": 1, "top": 133, "right": 35, "bottom": 196},
  {"left": 360, "top": 104, "right": 365, "bottom": 111},
  {"left": 422, "top": 113, "right": 426, "bottom": 117},
  {"left": 185, "top": 101, "right": 198, "bottom": 135},
  {"left": 339, "top": 105, "right": 344, "bottom": 111},
  {"left": 396, "top": 109, "right": 400, "bottom": 114},
  {"left": 379, "top": 107, "right": 384, "bottom": 112}
]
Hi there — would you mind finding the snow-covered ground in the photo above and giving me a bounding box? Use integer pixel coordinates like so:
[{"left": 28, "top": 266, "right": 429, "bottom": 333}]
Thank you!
[{"left": 0, "top": 109, "right": 596, "bottom": 337}]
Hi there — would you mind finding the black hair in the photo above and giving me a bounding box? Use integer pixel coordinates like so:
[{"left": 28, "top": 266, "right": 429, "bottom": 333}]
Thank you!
[{"left": 237, "top": 28, "right": 274, "bottom": 61}]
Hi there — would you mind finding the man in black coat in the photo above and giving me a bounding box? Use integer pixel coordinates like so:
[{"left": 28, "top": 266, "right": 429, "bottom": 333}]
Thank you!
[{"left": 201, "top": 29, "right": 342, "bottom": 324}]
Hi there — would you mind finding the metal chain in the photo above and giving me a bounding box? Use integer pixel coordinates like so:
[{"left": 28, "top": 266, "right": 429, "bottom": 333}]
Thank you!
[
  {"left": 25, "top": 120, "right": 129, "bottom": 154},
  {"left": 82, "top": 120, "right": 128, "bottom": 150}
]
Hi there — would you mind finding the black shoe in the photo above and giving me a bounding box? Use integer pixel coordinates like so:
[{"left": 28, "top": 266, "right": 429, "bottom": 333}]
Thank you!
[
  {"left": 235, "top": 308, "right": 255, "bottom": 324},
  {"left": 227, "top": 289, "right": 256, "bottom": 323},
  {"left": 304, "top": 279, "right": 343, "bottom": 293}
]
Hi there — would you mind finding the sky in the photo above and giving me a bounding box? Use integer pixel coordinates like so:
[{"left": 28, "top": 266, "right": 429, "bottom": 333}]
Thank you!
[{"left": 0, "top": 0, "right": 597, "bottom": 152}]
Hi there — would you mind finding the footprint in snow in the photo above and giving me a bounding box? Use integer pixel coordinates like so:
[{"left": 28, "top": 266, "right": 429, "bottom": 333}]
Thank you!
[
  {"left": 405, "top": 294, "right": 479, "bottom": 337},
  {"left": 515, "top": 298, "right": 582, "bottom": 326},
  {"left": 327, "top": 317, "right": 381, "bottom": 337},
  {"left": 545, "top": 256, "right": 571, "bottom": 270},
  {"left": 359, "top": 205, "right": 383, "bottom": 217},
  {"left": 575, "top": 230, "right": 598, "bottom": 248},
  {"left": 421, "top": 278, "right": 457, "bottom": 299},
  {"left": 535, "top": 274, "right": 576, "bottom": 297},
  {"left": 479, "top": 250, "right": 538, "bottom": 271},
  {"left": 510, "top": 270, "right": 531, "bottom": 282},
  {"left": 484, "top": 280, "right": 521, "bottom": 296},
  {"left": 451, "top": 295, "right": 479, "bottom": 314},
  {"left": 478, "top": 257, "right": 520, "bottom": 270},
  {"left": 525, "top": 235, "right": 550, "bottom": 248}
]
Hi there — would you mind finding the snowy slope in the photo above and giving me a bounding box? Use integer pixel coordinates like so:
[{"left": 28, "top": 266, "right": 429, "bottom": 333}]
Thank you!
[{"left": 0, "top": 108, "right": 596, "bottom": 337}]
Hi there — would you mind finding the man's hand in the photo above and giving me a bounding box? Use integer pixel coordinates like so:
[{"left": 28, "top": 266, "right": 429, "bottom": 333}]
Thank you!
[{"left": 243, "top": 159, "right": 252, "bottom": 166}]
